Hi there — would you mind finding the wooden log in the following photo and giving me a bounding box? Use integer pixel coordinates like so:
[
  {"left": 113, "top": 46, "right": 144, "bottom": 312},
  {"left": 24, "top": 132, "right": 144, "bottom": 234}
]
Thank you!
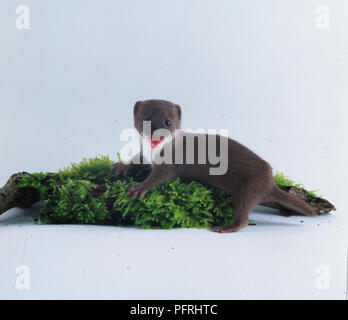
[{"left": 0, "top": 172, "right": 40, "bottom": 215}]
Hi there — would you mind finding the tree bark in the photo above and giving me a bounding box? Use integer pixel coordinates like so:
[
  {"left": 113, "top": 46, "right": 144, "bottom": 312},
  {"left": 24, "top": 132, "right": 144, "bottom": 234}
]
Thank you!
[
  {"left": 260, "top": 186, "right": 336, "bottom": 215},
  {"left": 0, "top": 172, "right": 336, "bottom": 217},
  {"left": 0, "top": 172, "right": 40, "bottom": 215}
]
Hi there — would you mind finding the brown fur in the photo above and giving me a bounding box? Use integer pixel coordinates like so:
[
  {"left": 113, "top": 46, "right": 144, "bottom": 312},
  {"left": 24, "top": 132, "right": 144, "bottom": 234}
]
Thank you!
[{"left": 111, "top": 99, "right": 318, "bottom": 233}]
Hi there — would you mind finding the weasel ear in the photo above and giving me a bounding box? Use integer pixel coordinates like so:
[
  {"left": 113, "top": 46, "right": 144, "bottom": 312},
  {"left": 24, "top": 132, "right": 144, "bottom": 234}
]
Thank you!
[
  {"left": 134, "top": 101, "right": 143, "bottom": 115},
  {"left": 175, "top": 104, "right": 182, "bottom": 120}
]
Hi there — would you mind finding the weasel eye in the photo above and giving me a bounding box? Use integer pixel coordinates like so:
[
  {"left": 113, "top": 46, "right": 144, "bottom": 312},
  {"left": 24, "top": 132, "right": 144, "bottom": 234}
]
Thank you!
[{"left": 165, "top": 120, "right": 171, "bottom": 127}]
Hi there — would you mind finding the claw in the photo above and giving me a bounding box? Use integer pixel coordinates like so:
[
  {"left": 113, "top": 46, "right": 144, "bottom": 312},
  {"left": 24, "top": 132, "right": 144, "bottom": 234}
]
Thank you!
[
  {"left": 128, "top": 183, "right": 148, "bottom": 200},
  {"left": 110, "top": 162, "right": 130, "bottom": 177},
  {"left": 211, "top": 226, "right": 224, "bottom": 233},
  {"left": 211, "top": 224, "right": 240, "bottom": 233}
]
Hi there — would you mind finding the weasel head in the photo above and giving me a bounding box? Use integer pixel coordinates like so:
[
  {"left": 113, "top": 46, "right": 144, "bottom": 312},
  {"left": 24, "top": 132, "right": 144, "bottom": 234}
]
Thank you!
[{"left": 133, "top": 99, "right": 181, "bottom": 143}]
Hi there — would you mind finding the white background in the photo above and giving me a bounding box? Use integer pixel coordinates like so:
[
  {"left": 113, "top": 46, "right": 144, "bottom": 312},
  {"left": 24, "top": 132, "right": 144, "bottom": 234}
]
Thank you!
[{"left": 0, "top": 0, "right": 347, "bottom": 299}]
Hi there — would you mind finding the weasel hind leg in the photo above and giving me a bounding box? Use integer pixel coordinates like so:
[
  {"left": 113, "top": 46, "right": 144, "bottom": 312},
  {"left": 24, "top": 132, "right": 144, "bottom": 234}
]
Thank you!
[{"left": 211, "top": 197, "right": 258, "bottom": 233}]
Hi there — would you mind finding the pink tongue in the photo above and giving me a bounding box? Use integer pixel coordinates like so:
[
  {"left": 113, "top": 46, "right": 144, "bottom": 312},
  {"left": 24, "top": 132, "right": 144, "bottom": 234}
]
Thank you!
[{"left": 150, "top": 138, "right": 164, "bottom": 149}]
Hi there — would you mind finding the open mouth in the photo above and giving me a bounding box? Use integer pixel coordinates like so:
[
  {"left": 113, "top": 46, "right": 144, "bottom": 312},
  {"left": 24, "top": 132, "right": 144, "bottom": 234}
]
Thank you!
[{"left": 149, "top": 137, "right": 164, "bottom": 149}]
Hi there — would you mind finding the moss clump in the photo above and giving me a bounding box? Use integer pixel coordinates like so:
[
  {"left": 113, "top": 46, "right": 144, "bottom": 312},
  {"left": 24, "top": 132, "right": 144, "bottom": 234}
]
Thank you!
[
  {"left": 16, "top": 156, "right": 320, "bottom": 229},
  {"left": 17, "top": 156, "right": 234, "bottom": 229}
]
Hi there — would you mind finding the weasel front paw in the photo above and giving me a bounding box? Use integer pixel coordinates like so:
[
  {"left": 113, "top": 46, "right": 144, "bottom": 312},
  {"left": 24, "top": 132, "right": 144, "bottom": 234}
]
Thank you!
[
  {"left": 128, "top": 183, "right": 148, "bottom": 200},
  {"left": 110, "top": 162, "right": 132, "bottom": 177}
]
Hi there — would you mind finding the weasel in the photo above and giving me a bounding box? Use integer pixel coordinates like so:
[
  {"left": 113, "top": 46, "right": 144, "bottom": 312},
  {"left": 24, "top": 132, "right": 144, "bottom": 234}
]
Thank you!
[{"left": 111, "top": 99, "right": 318, "bottom": 233}]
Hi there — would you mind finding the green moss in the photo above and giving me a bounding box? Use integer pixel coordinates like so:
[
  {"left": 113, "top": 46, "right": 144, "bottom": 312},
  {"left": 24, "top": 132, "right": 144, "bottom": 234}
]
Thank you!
[
  {"left": 40, "top": 179, "right": 110, "bottom": 224},
  {"left": 16, "top": 157, "right": 320, "bottom": 229},
  {"left": 17, "top": 172, "right": 55, "bottom": 200},
  {"left": 59, "top": 155, "right": 114, "bottom": 183}
]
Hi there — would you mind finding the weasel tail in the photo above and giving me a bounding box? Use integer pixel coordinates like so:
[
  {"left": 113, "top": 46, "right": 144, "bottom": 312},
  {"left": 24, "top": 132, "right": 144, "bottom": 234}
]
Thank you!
[{"left": 269, "top": 186, "right": 318, "bottom": 216}]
